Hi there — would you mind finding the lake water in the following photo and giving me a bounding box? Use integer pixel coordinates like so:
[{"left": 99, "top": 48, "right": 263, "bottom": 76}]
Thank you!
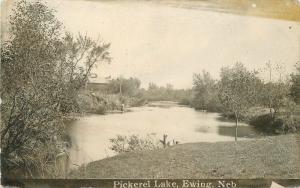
[{"left": 67, "top": 102, "right": 258, "bottom": 168}]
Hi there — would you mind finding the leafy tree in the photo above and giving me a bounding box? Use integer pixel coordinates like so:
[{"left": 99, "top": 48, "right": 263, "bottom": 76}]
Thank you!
[
  {"left": 1, "top": 0, "right": 110, "bottom": 177},
  {"left": 165, "top": 83, "right": 174, "bottom": 98},
  {"left": 107, "top": 77, "right": 141, "bottom": 97},
  {"left": 219, "top": 63, "right": 261, "bottom": 141},
  {"left": 148, "top": 82, "right": 159, "bottom": 91},
  {"left": 290, "top": 62, "right": 300, "bottom": 104},
  {"left": 146, "top": 83, "right": 161, "bottom": 100},
  {"left": 192, "top": 71, "right": 221, "bottom": 111},
  {"left": 260, "top": 82, "right": 290, "bottom": 117},
  {"left": 259, "top": 62, "right": 291, "bottom": 116}
]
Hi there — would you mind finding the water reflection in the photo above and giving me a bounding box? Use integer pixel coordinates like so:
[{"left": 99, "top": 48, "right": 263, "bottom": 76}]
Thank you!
[{"left": 218, "top": 126, "right": 258, "bottom": 138}]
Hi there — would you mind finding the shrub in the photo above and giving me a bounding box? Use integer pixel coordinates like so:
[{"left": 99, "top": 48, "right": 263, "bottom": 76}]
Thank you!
[
  {"left": 280, "top": 116, "right": 299, "bottom": 133},
  {"left": 249, "top": 113, "right": 300, "bottom": 134},
  {"left": 95, "top": 104, "right": 106, "bottom": 115},
  {"left": 178, "top": 98, "right": 191, "bottom": 106},
  {"left": 128, "top": 97, "right": 147, "bottom": 107},
  {"left": 109, "top": 134, "right": 161, "bottom": 154}
]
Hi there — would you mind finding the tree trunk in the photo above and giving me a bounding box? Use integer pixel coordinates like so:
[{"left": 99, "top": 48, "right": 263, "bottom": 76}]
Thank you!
[
  {"left": 270, "top": 108, "right": 274, "bottom": 118},
  {"left": 235, "top": 112, "right": 238, "bottom": 141},
  {"left": 119, "top": 82, "right": 122, "bottom": 96}
]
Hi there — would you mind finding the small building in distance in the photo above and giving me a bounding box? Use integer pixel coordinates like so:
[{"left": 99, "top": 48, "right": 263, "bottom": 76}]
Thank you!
[{"left": 85, "top": 75, "right": 111, "bottom": 93}]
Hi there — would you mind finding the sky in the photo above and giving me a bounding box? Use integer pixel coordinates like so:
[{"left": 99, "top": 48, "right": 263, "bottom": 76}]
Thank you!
[{"left": 3, "top": 0, "right": 300, "bottom": 89}]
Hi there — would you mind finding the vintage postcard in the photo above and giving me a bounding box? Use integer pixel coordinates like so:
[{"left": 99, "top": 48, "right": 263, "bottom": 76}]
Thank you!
[{"left": 1, "top": 0, "right": 300, "bottom": 187}]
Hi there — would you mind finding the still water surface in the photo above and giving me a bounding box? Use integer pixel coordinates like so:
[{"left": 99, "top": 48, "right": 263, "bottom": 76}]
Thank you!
[{"left": 67, "top": 102, "right": 258, "bottom": 167}]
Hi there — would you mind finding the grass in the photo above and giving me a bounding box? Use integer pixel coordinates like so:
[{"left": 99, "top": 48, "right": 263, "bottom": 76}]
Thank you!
[{"left": 69, "top": 133, "right": 300, "bottom": 179}]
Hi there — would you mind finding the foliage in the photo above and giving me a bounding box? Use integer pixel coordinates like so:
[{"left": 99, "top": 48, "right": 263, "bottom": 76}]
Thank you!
[
  {"left": 250, "top": 112, "right": 300, "bottom": 135},
  {"left": 127, "top": 96, "right": 147, "bottom": 107},
  {"left": 191, "top": 71, "right": 222, "bottom": 112},
  {"left": 143, "top": 83, "right": 192, "bottom": 102},
  {"left": 290, "top": 62, "right": 300, "bottom": 104},
  {"left": 78, "top": 92, "right": 124, "bottom": 114},
  {"left": 107, "top": 77, "right": 141, "bottom": 97},
  {"left": 178, "top": 98, "right": 191, "bottom": 105},
  {"left": 78, "top": 90, "right": 148, "bottom": 114},
  {"left": 189, "top": 62, "right": 299, "bottom": 135},
  {"left": 259, "top": 82, "right": 290, "bottom": 116},
  {"left": 219, "top": 63, "right": 261, "bottom": 115},
  {"left": 280, "top": 98, "right": 300, "bottom": 133},
  {"left": 1, "top": 0, "right": 110, "bottom": 178},
  {"left": 218, "top": 63, "right": 261, "bottom": 140},
  {"left": 249, "top": 114, "right": 282, "bottom": 134},
  {"left": 109, "top": 134, "right": 161, "bottom": 154}
]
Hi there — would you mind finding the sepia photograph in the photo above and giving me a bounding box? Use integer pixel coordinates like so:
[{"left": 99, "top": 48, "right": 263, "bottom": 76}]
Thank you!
[{"left": 1, "top": 0, "right": 300, "bottom": 187}]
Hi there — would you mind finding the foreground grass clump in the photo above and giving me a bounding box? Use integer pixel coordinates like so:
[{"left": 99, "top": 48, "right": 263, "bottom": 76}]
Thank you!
[{"left": 69, "top": 134, "right": 300, "bottom": 179}]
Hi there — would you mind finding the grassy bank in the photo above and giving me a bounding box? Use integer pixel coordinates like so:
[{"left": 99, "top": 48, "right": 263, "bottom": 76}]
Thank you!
[
  {"left": 69, "top": 133, "right": 300, "bottom": 179},
  {"left": 77, "top": 91, "right": 147, "bottom": 114},
  {"left": 219, "top": 106, "right": 300, "bottom": 134}
]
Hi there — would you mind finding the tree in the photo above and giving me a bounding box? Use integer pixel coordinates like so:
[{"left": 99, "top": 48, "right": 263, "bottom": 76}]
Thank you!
[
  {"left": 290, "top": 62, "right": 300, "bottom": 104},
  {"left": 219, "top": 63, "right": 261, "bottom": 141},
  {"left": 146, "top": 82, "right": 159, "bottom": 100},
  {"left": 260, "top": 82, "right": 290, "bottom": 117},
  {"left": 192, "top": 71, "right": 220, "bottom": 111},
  {"left": 259, "top": 62, "right": 290, "bottom": 116},
  {"left": 1, "top": 0, "right": 110, "bottom": 177},
  {"left": 148, "top": 82, "right": 159, "bottom": 91},
  {"left": 107, "top": 77, "right": 141, "bottom": 97}
]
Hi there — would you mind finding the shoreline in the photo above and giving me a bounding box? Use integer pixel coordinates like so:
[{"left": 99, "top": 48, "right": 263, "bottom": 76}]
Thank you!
[{"left": 69, "top": 133, "right": 300, "bottom": 179}]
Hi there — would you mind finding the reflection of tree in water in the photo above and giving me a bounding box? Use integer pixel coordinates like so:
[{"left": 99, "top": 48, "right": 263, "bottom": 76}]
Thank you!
[
  {"left": 195, "top": 126, "right": 210, "bottom": 133},
  {"left": 218, "top": 126, "right": 258, "bottom": 138}
]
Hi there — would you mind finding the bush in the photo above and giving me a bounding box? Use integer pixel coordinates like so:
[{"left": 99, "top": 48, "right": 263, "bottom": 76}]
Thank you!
[
  {"left": 178, "top": 98, "right": 191, "bottom": 105},
  {"left": 77, "top": 92, "right": 122, "bottom": 114},
  {"left": 128, "top": 97, "right": 147, "bottom": 107},
  {"left": 109, "top": 134, "right": 161, "bottom": 154},
  {"left": 249, "top": 113, "right": 300, "bottom": 134},
  {"left": 95, "top": 104, "right": 106, "bottom": 115},
  {"left": 249, "top": 114, "right": 281, "bottom": 134}
]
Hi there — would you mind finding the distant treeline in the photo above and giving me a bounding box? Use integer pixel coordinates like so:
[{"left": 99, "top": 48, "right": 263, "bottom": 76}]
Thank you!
[
  {"left": 105, "top": 77, "right": 192, "bottom": 103},
  {"left": 141, "top": 83, "right": 192, "bottom": 103}
]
